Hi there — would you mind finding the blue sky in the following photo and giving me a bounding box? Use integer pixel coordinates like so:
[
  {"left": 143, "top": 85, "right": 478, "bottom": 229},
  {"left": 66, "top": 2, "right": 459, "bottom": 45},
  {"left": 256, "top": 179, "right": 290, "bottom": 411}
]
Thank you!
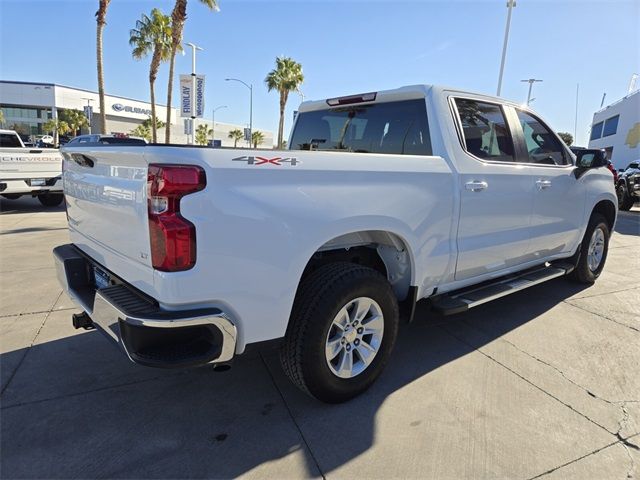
[{"left": 1, "top": 0, "right": 638, "bottom": 146}]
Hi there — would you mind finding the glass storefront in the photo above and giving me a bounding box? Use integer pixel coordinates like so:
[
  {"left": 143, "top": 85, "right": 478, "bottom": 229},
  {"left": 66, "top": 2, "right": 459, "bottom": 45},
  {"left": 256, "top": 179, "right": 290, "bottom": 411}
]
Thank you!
[{"left": 0, "top": 105, "right": 53, "bottom": 137}]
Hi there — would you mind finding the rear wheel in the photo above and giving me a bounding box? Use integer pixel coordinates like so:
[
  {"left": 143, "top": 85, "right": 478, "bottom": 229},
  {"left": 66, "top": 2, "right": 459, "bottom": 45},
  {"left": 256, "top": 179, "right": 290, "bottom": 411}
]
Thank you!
[
  {"left": 1, "top": 194, "right": 21, "bottom": 200},
  {"left": 569, "top": 213, "right": 610, "bottom": 284},
  {"left": 617, "top": 183, "right": 634, "bottom": 211},
  {"left": 281, "top": 262, "right": 399, "bottom": 403},
  {"left": 38, "top": 193, "right": 64, "bottom": 207}
]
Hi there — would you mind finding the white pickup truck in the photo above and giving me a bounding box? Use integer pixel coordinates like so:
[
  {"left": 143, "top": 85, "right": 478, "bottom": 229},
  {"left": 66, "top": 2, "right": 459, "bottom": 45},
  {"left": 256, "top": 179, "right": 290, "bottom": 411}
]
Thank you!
[
  {"left": 54, "top": 85, "right": 617, "bottom": 402},
  {"left": 0, "top": 129, "right": 64, "bottom": 206}
]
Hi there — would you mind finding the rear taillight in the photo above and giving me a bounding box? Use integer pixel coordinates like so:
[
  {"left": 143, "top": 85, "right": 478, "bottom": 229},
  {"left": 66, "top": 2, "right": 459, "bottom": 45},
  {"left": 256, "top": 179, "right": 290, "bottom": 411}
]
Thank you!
[{"left": 147, "top": 164, "right": 206, "bottom": 272}]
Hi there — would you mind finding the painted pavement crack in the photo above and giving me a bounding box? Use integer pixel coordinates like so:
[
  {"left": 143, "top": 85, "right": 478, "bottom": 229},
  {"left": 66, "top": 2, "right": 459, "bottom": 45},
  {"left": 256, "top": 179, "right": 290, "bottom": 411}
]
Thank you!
[
  {"left": 440, "top": 325, "right": 615, "bottom": 436},
  {"left": 563, "top": 299, "right": 640, "bottom": 334}
]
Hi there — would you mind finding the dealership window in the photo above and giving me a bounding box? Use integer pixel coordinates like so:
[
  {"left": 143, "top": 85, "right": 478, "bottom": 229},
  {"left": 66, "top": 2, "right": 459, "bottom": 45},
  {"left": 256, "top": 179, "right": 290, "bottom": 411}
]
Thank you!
[
  {"left": 603, "top": 115, "right": 619, "bottom": 137},
  {"left": 590, "top": 122, "right": 603, "bottom": 141}
]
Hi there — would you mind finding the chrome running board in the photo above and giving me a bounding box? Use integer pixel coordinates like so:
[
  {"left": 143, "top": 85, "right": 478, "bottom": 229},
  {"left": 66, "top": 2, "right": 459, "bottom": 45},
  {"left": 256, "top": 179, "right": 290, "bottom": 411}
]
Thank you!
[{"left": 432, "top": 262, "right": 574, "bottom": 315}]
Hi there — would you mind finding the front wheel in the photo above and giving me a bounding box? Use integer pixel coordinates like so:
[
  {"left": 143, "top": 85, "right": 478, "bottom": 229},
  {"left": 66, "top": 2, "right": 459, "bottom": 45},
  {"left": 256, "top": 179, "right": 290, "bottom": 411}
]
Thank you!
[
  {"left": 617, "top": 183, "right": 634, "bottom": 211},
  {"left": 38, "top": 193, "right": 64, "bottom": 207},
  {"left": 280, "top": 262, "right": 399, "bottom": 403},
  {"left": 569, "top": 213, "right": 610, "bottom": 284}
]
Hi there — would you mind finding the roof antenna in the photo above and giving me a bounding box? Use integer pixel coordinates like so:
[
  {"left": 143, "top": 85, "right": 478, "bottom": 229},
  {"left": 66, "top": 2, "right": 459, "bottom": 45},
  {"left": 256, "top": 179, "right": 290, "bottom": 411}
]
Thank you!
[{"left": 600, "top": 93, "right": 606, "bottom": 108}]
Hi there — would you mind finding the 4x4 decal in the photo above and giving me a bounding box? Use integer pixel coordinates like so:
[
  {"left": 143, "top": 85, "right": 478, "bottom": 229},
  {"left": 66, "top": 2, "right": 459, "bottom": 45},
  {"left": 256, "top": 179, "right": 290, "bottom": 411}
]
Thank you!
[{"left": 232, "top": 156, "right": 301, "bottom": 166}]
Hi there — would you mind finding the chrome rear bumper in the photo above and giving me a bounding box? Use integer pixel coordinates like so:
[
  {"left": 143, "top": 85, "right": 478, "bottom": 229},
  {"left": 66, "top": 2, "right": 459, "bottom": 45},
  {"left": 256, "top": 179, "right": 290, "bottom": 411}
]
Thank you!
[{"left": 53, "top": 244, "right": 236, "bottom": 368}]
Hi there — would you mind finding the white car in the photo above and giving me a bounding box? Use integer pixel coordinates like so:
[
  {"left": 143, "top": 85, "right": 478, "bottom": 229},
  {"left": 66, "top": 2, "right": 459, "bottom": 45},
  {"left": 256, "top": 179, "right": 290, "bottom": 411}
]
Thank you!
[
  {"left": 54, "top": 85, "right": 617, "bottom": 402},
  {"left": 0, "top": 129, "right": 64, "bottom": 206}
]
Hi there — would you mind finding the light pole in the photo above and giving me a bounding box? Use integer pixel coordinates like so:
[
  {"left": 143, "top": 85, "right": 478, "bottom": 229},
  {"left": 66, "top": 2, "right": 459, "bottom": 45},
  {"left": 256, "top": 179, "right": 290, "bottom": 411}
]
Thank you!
[
  {"left": 497, "top": 0, "right": 516, "bottom": 97},
  {"left": 521, "top": 78, "right": 543, "bottom": 106},
  {"left": 186, "top": 42, "right": 203, "bottom": 145},
  {"left": 81, "top": 97, "right": 94, "bottom": 134},
  {"left": 212, "top": 105, "right": 227, "bottom": 146},
  {"left": 225, "top": 78, "right": 252, "bottom": 147}
]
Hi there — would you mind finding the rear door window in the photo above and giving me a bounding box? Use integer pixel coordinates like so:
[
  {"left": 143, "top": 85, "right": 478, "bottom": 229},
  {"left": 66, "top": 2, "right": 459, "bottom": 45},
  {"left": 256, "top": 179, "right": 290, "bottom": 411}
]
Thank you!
[
  {"left": 290, "top": 99, "right": 432, "bottom": 155},
  {"left": 454, "top": 98, "right": 515, "bottom": 162}
]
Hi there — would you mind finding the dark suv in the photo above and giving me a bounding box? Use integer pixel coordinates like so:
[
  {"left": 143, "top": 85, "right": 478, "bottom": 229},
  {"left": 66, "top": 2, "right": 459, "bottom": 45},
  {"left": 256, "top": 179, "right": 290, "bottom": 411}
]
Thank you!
[{"left": 617, "top": 161, "right": 640, "bottom": 210}]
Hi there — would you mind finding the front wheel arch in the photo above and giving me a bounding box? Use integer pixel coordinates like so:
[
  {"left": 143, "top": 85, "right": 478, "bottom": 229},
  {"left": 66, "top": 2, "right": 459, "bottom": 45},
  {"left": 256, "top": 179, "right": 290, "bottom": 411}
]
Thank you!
[{"left": 591, "top": 199, "right": 616, "bottom": 232}]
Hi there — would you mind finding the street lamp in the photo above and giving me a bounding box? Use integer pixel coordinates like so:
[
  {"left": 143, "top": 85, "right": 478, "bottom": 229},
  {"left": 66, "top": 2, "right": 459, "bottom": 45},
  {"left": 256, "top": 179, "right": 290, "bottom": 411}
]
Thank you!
[
  {"left": 496, "top": 0, "right": 516, "bottom": 96},
  {"left": 186, "top": 42, "right": 203, "bottom": 145},
  {"left": 521, "top": 78, "right": 543, "bottom": 106},
  {"left": 81, "top": 97, "right": 94, "bottom": 134},
  {"left": 225, "top": 78, "right": 252, "bottom": 147},
  {"left": 212, "top": 105, "right": 227, "bottom": 145}
]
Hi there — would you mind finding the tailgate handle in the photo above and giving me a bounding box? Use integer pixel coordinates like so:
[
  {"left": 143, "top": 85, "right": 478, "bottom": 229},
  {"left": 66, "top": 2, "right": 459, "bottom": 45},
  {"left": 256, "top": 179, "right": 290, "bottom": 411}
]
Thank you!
[{"left": 71, "top": 154, "right": 95, "bottom": 168}]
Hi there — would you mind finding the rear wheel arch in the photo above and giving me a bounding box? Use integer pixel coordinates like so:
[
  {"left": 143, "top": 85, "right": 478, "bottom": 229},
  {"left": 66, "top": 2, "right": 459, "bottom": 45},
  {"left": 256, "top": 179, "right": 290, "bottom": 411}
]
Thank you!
[{"left": 299, "top": 230, "right": 414, "bottom": 302}]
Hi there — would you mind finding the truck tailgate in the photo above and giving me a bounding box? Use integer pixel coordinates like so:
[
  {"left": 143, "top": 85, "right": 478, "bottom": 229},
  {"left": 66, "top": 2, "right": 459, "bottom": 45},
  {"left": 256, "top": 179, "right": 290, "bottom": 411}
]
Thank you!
[
  {"left": 62, "top": 147, "right": 154, "bottom": 289},
  {"left": 0, "top": 148, "right": 62, "bottom": 179}
]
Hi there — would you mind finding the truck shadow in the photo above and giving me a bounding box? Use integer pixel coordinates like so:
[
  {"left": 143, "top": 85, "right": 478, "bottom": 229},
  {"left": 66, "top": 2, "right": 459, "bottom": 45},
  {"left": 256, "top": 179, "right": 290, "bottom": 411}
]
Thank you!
[
  {"left": 0, "top": 277, "right": 592, "bottom": 478},
  {"left": 0, "top": 196, "right": 65, "bottom": 215}
]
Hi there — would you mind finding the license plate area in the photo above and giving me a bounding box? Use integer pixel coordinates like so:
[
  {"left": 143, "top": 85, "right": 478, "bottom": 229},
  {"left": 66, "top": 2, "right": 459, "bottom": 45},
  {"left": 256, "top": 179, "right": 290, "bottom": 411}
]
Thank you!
[
  {"left": 30, "top": 178, "right": 46, "bottom": 186},
  {"left": 93, "top": 265, "right": 112, "bottom": 290}
]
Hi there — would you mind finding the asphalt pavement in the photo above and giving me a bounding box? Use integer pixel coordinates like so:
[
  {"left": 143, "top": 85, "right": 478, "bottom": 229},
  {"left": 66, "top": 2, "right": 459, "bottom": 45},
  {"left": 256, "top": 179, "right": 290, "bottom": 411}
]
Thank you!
[{"left": 1, "top": 197, "right": 638, "bottom": 479}]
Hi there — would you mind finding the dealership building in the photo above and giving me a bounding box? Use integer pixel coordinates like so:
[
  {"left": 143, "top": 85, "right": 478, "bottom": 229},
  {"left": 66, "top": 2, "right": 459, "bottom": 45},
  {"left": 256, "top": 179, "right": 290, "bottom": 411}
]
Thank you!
[
  {"left": 588, "top": 88, "right": 639, "bottom": 170},
  {"left": 0, "top": 80, "right": 273, "bottom": 147}
]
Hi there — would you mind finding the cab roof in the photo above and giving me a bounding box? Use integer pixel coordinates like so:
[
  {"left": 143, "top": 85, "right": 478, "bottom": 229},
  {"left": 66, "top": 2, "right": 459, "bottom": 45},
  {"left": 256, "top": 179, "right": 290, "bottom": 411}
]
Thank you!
[{"left": 297, "top": 84, "right": 522, "bottom": 113}]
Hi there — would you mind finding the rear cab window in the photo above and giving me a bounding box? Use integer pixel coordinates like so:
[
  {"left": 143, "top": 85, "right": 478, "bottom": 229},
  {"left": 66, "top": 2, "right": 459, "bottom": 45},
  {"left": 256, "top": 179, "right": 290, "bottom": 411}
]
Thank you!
[
  {"left": 0, "top": 133, "right": 23, "bottom": 148},
  {"left": 290, "top": 99, "right": 432, "bottom": 155}
]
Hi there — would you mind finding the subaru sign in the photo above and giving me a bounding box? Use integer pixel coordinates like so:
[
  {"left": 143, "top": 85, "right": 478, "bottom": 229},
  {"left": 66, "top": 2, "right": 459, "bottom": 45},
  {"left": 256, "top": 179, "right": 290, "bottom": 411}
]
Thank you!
[{"left": 111, "top": 103, "right": 152, "bottom": 116}]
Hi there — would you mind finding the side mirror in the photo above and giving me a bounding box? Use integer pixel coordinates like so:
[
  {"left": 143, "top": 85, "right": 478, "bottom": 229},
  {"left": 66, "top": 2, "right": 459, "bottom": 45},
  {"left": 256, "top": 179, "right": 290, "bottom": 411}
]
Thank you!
[{"left": 576, "top": 149, "right": 607, "bottom": 169}]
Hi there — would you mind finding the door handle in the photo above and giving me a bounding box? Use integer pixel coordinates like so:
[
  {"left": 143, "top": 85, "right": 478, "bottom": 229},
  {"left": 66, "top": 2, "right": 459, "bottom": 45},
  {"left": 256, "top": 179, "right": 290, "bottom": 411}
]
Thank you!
[
  {"left": 536, "top": 179, "right": 552, "bottom": 190},
  {"left": 465, "top": 180, "right": 488, "bottom": 192}
]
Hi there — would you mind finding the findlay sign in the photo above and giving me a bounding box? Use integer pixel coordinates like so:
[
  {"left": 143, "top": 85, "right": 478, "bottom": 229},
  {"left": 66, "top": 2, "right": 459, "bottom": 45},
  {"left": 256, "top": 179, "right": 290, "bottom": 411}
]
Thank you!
[{"left": 179, "top": 74, "right": 205, "bottom": 118}]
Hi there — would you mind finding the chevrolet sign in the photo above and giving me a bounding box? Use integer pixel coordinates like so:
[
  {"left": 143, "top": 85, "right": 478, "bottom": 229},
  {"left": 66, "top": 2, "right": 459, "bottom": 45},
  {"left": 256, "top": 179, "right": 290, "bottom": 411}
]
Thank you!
[{"left": 111, "top": 103, "right": 152, "bottom": 116}]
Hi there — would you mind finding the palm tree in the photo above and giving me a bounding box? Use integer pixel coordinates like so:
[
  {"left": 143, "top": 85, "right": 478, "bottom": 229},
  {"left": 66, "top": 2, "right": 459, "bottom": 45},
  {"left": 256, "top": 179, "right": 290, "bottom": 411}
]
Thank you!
[
  {"left": 96, "top": 0, "right": 111, "bottom": 134},
  {"left": 164, "top": 0, "right": 219, "bottom": 143},
  {"left": 142, "top": 116, "right": 166, "bottom": 132},
  {"left": 228, "top": 128, "right": 244, "bottom": 148},
  {"left": 265, "top": 56, "right": 304, "bottom": 149},
  {"left": 130, "top": 9, "right": 174, "bottom": 143},
  {"left": 251, "top": 130, "right": 265, "bottom": 148},
  {"left": 130, "top": 124, "right": 152, "bottom": 141},
  {"left": 195, "top": 124, "right": 213, "bottom": 145},
  {"left": 42, "top": 118, "right": 71, "bottom": 145},
  {"left": 60, "top": 109, "right": 89, "bottom": 137}
]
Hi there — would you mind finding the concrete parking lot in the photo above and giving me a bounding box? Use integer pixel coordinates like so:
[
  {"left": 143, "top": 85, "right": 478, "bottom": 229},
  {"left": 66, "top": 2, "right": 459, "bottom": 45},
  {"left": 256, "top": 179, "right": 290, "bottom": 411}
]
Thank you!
[{"left": 1, "top": 196, "right": 639, "bottom": 479}]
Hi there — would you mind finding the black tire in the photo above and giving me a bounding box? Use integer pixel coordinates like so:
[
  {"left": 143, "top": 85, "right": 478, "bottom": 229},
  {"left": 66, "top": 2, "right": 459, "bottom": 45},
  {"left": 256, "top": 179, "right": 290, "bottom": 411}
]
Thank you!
[
  {"left": 569, "top": 213, "right": 610, "bottom": 284},
  {"left": 38, "top": 193, "right": 64, "bottom": 207},
  {"left": 617, "top": 183, "right": 634, "bottom": 211},
  {"left": 280, "top": 262, "right": 399, "bottom": 403},
  {"left": 1, "top": 194, "right": 21, "bottom": 200}
]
